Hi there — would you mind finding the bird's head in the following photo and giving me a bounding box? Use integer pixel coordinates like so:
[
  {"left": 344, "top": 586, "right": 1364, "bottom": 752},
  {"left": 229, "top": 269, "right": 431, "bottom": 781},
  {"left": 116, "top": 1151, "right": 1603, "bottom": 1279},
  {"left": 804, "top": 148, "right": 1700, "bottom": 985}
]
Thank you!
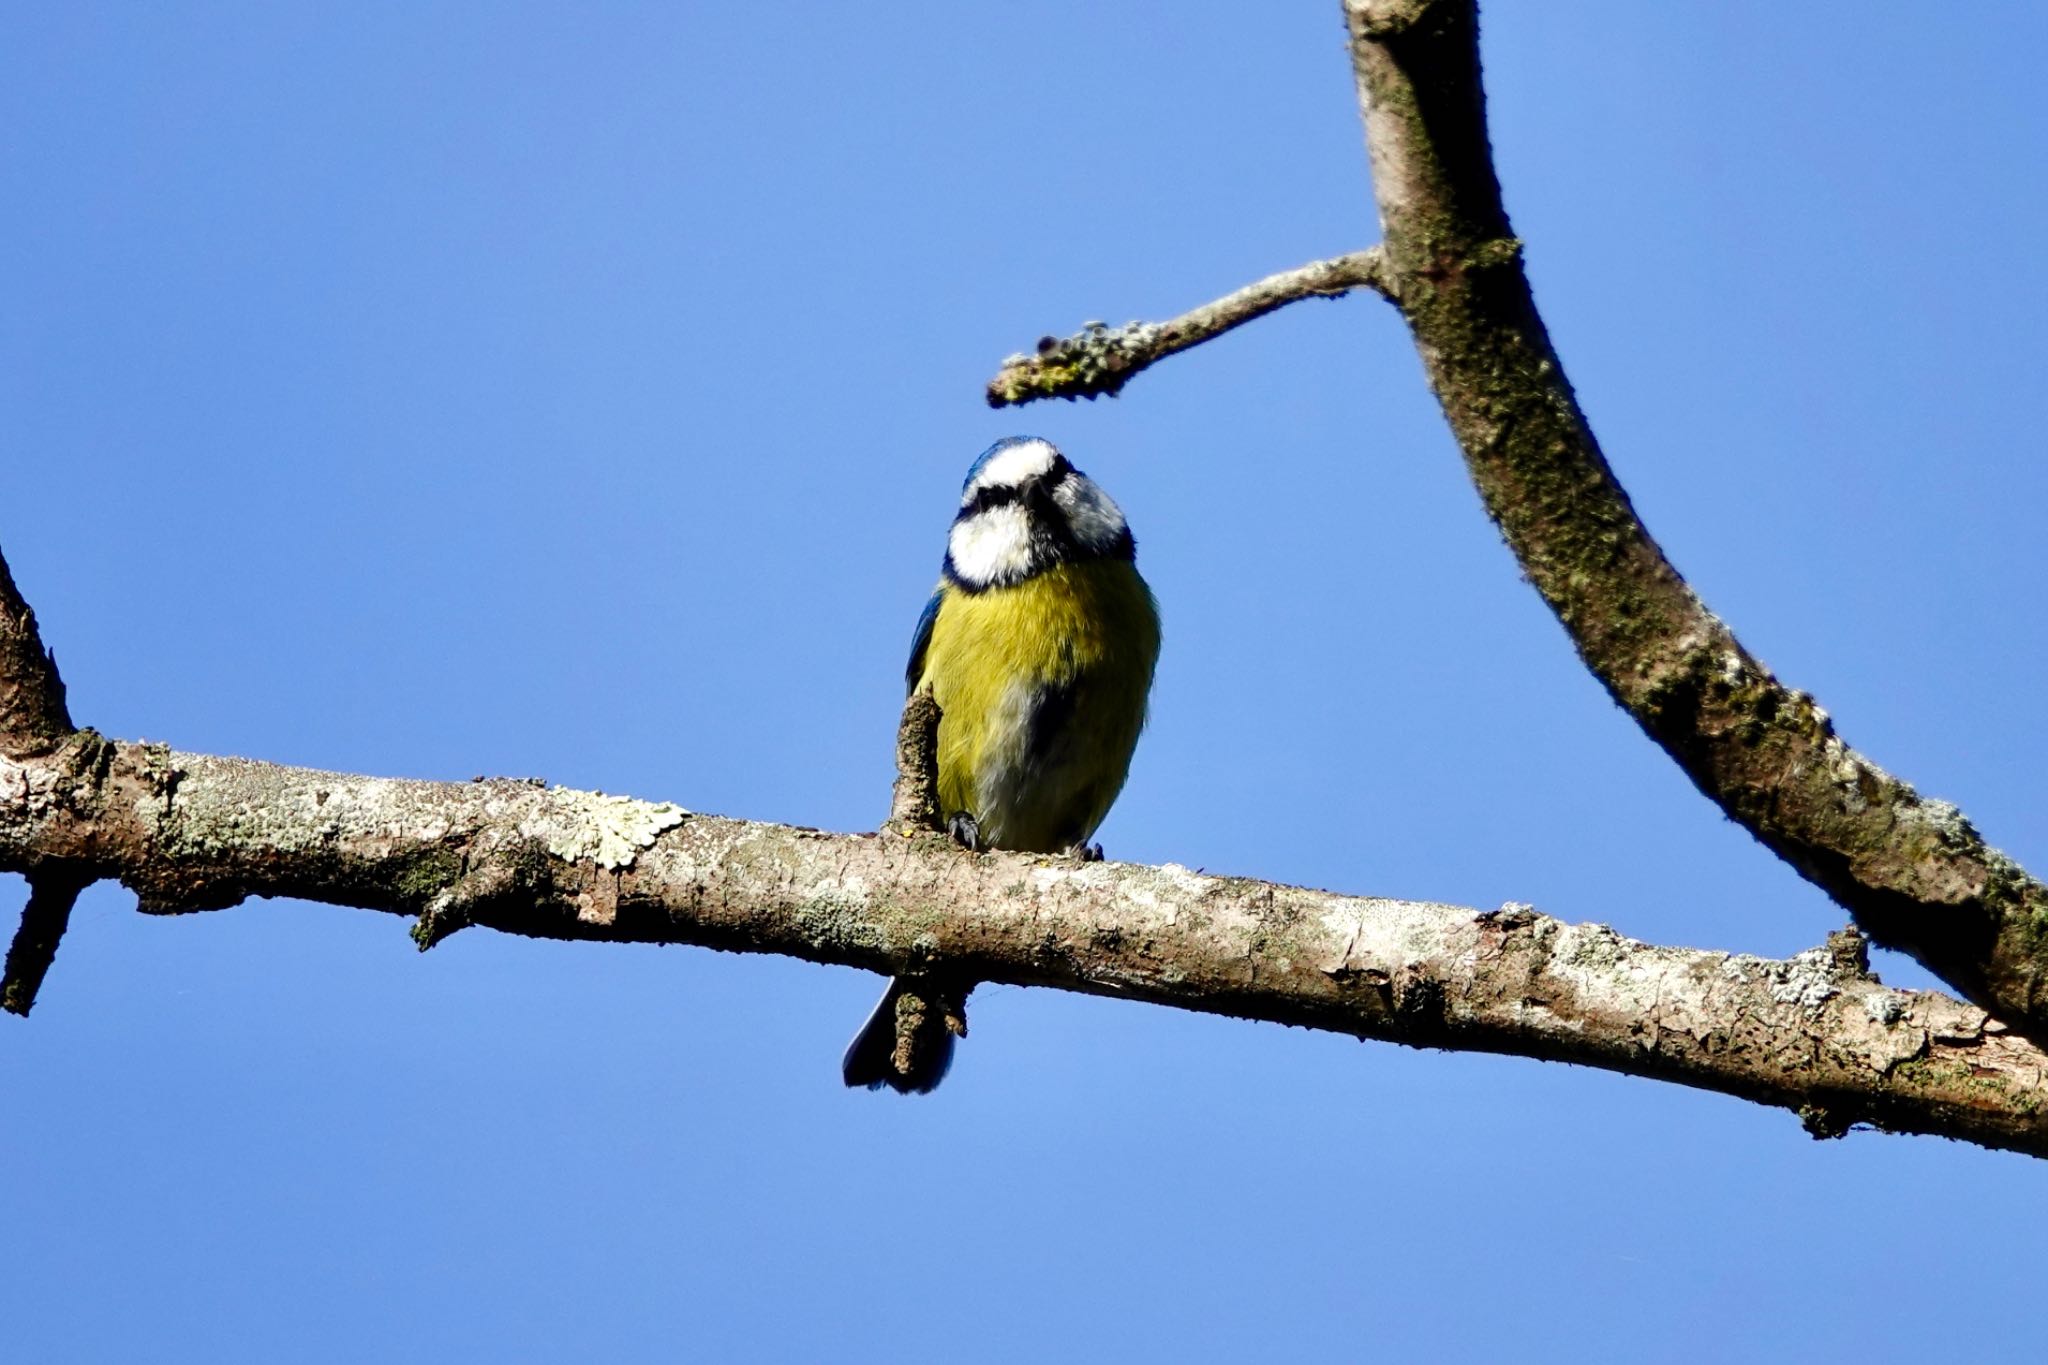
[{"left": 943, "top": 437, "right": 1135, "bottom": 592}]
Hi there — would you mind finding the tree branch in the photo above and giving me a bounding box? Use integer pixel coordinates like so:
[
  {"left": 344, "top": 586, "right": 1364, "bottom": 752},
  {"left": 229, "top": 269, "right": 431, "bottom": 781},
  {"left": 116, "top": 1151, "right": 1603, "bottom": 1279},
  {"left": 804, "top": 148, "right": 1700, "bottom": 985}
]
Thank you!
[
  {"left": 986, "top": 0, "right": 2048, "bottom": 1046},
  {"left": 986, "top": 249, "right": 1393, "bottom": 406},
  {"left": 1, "top": 732, "right": 2043, "bottom": 1155},
  {"left": 1336, "top": 0, "right": 2048, "bottom": 1041}
]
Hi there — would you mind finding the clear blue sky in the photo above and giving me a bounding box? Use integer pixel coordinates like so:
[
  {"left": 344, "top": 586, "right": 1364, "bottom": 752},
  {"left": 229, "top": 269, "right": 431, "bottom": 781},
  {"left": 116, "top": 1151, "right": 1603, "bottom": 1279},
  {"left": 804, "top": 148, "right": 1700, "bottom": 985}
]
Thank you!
[{"left": 6, "top": 4, "right": 2047, "bottom": 1360}]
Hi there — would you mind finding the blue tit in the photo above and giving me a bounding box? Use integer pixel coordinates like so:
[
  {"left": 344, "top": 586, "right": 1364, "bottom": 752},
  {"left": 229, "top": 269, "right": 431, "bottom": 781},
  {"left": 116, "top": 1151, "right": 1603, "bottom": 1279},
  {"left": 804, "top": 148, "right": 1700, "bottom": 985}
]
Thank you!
[{"left": 843, "top": 436, "right": 1161, "bottom": 1094}]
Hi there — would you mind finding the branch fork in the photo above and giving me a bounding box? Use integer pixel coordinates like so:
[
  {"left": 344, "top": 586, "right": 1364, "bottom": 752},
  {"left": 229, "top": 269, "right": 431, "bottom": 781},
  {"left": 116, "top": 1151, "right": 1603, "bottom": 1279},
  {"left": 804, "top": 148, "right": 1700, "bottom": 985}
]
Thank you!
[{"left": 985, "top": 0, "right": 2048, "bottom": 1058}]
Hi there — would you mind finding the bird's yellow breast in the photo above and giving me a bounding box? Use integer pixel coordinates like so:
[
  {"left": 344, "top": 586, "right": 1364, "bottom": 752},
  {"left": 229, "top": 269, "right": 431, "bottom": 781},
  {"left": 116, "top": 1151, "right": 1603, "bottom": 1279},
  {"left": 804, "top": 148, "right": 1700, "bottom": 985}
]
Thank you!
[{"left": 915, "top": 558, "right": 1160, "bottom": 853}]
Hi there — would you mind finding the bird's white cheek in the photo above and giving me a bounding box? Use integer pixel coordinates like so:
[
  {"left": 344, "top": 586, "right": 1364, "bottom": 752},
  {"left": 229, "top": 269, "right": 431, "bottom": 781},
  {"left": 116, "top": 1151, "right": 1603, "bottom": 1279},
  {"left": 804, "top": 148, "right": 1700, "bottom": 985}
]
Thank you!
[{"left": 948, "top": 505, "right": 1034, "bottom": 586}]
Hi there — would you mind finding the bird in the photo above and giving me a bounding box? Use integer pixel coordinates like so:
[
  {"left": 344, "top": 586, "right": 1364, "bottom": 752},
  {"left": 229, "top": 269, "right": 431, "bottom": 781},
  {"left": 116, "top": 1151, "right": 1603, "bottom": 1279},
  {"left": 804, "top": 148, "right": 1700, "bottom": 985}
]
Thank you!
[{"left": 843, "top": 436, "right": 1161, "bottom": 1094}]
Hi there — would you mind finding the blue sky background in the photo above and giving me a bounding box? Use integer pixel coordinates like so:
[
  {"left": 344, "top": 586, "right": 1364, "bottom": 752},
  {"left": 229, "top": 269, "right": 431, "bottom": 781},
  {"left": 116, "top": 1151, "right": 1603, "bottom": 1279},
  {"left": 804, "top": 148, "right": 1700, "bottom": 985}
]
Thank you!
[{"left": 6, "top": 3, "right": 2047, "bottom": 1360}]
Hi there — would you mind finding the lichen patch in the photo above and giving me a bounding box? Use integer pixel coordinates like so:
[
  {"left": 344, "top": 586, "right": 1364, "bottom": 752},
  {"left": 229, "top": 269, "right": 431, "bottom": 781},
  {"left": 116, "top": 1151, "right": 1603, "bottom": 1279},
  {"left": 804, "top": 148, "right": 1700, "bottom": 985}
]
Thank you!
[{"left": 524, "top": 787, "right": 688, "bottom": 870}]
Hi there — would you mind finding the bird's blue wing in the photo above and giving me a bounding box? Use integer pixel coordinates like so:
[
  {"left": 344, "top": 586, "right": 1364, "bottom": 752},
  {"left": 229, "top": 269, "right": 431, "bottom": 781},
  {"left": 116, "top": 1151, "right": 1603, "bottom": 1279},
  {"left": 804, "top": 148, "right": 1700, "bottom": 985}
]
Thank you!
[{"left": 905, "top": 588, "right": 943, "bottom": 696}]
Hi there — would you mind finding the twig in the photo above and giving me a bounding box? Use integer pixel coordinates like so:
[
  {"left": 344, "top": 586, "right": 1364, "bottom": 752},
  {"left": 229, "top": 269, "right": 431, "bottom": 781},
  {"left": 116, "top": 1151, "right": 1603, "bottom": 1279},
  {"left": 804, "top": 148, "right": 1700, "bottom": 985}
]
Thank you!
[
  {"left": 885, "top": 689, "right": 943, "bottom": 835},
  {"left": 987, "top": 249, "right": 1392, "bottom": 406},
  {"left": 0, "top": 548, "right": 72, "bottom": 760},
  {"left": 2, "top": 867, "right": 88, "bottom": 1016}
]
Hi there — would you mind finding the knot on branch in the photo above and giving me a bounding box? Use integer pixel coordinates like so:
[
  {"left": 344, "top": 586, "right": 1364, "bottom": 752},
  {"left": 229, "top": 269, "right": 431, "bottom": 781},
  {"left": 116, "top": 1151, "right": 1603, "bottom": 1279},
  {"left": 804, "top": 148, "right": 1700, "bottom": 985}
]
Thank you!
[
  {"left": 409, "top": 840, "right": 552, "bottom": 950},
  {"left": 1798, "top": 1102, "right": 1858, "bottom": 1142},
  {"left": 1825, "top": 925, "right": 1874, "bottom": 981}
]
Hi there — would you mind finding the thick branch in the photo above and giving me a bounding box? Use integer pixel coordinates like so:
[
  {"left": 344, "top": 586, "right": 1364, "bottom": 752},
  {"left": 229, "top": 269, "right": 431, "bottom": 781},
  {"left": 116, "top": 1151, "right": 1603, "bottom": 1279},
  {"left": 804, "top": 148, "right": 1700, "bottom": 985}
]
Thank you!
[
  {"left": 1338, "top": 0, "right": 2048, "bottom": 1040},
  {"left": 986, "top": 249, "right": 1392, "bottom": 406},
  {"left": 2, "top": 736, "right": 2044, "bottom": 1156}
]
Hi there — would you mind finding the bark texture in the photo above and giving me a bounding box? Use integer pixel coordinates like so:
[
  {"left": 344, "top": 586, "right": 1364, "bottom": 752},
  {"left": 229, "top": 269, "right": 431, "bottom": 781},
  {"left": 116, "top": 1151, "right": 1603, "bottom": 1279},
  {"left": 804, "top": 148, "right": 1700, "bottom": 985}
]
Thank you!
[{"left": 1, "top": 733, "right": 2044, "bottom": 1155}]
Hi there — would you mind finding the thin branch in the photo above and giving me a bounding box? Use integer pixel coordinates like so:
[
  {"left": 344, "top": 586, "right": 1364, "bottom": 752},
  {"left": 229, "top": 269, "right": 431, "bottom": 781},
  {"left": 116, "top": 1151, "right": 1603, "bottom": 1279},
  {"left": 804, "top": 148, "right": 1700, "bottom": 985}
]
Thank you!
[
  {"left": 2, "top": 866, "right": 88, "bottom": 1016},
  {"left": 0, "top": 548, "right": 73, "bottom": 760},
  {"left": 1335, "top": 0, "right": 2048, "bottom": 1041},
  {"left": 986, "top": 248, "right": 1392, "bottom": 406},
  {"left": 884, "top": 689, "right": 943, "bottom": 835},
  {"left": 2, "top": 735, "right": 2044, "bottom": 1156}
]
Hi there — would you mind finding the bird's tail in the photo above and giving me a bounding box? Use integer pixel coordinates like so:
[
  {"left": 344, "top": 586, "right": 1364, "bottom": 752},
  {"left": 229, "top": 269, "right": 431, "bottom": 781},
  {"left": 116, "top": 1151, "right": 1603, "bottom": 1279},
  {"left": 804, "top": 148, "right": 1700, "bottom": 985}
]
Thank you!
[{"left": 841, "top": 975, "right": 965, "bottom": 1095}]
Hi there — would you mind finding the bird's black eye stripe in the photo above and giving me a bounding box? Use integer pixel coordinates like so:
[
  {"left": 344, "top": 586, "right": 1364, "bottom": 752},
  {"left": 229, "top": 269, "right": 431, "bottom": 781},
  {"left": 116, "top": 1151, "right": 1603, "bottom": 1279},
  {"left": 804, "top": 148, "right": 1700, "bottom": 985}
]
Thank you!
[
  {"left": 957, "top": 454, "right": 1076, "bottom": 521},
  {"left": 959, "top": 484, "right": 1023, "bottom": 519}
]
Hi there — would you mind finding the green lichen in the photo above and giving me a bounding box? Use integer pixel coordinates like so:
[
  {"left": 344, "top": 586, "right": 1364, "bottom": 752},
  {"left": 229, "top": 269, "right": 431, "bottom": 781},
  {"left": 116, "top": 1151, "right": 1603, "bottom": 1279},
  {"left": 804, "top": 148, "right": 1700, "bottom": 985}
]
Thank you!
[
  {"left": 791, "top": 891, "right": 888, "bottom": 956},
  {"left": 395, "top": 847, "right": 462, "bottom": 907}
]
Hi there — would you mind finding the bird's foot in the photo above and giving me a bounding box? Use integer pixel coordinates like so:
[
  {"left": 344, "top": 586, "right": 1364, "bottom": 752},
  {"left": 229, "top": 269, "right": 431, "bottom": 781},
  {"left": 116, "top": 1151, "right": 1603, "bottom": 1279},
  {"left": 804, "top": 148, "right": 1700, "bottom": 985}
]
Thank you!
[
  {"left": 1064, "top": 841, "right": 1104, "bottom": 863},
  {"left": 947, "top": 813, "right": 984, "bottom": 853}
]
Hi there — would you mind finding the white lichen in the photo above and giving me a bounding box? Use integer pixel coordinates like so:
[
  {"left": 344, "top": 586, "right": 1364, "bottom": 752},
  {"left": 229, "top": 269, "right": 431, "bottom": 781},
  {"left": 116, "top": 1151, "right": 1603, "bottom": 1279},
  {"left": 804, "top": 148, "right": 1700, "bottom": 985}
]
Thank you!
[
  {"left": 525, "top": 786, "right": 688, "bottom": 870},
  {"left": 1764, "top": 947, "right": 1838, "bottom": 1014},
  {"left": 1894, "top": 796, "right": 1975, "bottom": 848},
  {"left": 1545, "top": 922, "right": 1664, "bottom": 1016}
]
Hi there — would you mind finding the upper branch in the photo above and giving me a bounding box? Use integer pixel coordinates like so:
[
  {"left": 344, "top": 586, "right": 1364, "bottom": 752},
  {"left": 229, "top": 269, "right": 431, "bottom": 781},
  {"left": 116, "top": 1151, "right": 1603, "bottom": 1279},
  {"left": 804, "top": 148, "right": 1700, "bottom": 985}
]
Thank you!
[
  {"left": 1, "top": 734, "right": 2043, "bottom": 1157},
  {"left": 1339, "top": 0, "right": 2048, "bottom": 1039},
  {"left": 987, "top": 249, "right": 1392, "bottom": 406}
]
